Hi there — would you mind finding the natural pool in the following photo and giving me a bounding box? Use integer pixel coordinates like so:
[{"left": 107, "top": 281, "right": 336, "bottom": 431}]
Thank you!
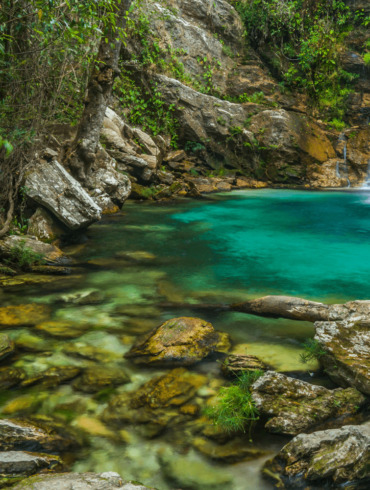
[{"left": 2, "top": 189, "right": 370, "bottom": 489}]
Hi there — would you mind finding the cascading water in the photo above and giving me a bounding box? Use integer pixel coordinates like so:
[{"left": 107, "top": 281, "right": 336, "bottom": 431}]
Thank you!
[{"left": 361, "top": 159, "right": 370, "bottom": 189}]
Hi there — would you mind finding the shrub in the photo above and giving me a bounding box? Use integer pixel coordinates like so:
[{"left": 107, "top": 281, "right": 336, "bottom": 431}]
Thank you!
[{"left": 204, "top": 370, "right": 262, "bottom": 439}]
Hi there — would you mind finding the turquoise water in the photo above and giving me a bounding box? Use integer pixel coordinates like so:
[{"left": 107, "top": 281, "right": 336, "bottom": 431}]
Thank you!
[
  {"left": 90, "top": 188, "right": 370, "bottom": 302},
  {"left": 2, "top": 189, "right": 370, "bottom": 489}
]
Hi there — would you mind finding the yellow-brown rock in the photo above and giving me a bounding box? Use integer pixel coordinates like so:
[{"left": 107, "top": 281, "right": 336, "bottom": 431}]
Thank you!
[
  {"left": 125, "top": 317, "right": 230, "bottom": 366},
  {"left": 0, "top": 304, "right": 51, "bottom": 328}
]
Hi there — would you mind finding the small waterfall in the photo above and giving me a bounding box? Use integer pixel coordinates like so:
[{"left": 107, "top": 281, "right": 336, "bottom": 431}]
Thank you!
[{"left": 362, "top": 159, "right": 370, "bottom": 189}]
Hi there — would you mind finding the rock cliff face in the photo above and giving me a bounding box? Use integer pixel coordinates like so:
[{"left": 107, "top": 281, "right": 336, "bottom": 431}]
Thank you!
[{"left": 119, "top": 0, "right": 370, "bottom": 189}]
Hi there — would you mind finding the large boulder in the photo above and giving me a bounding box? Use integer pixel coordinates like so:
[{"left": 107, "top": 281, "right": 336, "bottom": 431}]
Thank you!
[
  {"left": 263, "top": 423, "right": 370, "bottom": 489},
  {"left": 25, "top": 160, "right": 102, "bottom": 230},
  {"left": 88, "top": 168, "right": 131, "bottom": 207},
  {"left": 12, "top": 472, "right": 153, "bottom": 489},
  {"left": 125, "top": 316, "right": 230, "bottom": 366},
  {"left": 252, "top": 371, "right": 366, "bottom": 435},
  {"left": 314, "top": 320, "right": 370, "bottom": 395}
]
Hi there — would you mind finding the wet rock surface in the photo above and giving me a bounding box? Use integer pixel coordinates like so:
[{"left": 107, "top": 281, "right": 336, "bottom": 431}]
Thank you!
[
  {"left": 73, "top": 365, "right": 130, "bottom": 393},
  {"left": 12, "top": 472, "right": 153, "bottom": 489},
  {"left": 126, "top": 317, "right": 229, "bottom": 366},
  {"left": 252, "top": 371, "right": 366, "bottom": 435},
  {"left": 263, "top": 423, "right": 370, "bottom": 489}
]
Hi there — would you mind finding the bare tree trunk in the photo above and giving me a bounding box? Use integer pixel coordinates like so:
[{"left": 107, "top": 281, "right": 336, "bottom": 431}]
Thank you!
[{"left": 66, "top": 0, "right": 133, "bottom": 181}]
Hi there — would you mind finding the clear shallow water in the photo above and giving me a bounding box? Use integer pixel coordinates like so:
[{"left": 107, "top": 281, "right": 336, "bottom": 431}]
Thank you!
[{"left": 2, "top": 189, "right": 370, "bottom": 489}]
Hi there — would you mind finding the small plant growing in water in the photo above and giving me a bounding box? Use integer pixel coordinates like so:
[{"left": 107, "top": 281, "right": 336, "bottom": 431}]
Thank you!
[
  {"left": 300, "top": 339, "right": 326, "bottom": 364},
  {"left": 5, "top": 240, "right": 45, "bottom": 271},
  {"left": 204, "top": 370, "right": 262, "bottom": 440}
]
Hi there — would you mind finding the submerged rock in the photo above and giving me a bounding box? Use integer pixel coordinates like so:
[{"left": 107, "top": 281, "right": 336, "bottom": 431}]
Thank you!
[
  {"left": 159, "top": 448, "right": 233, "bottom": 490},
  {"left": 192, "top": 436, "right": 266, "bottom": 463},
  {"left": 126, "top": 317, "right": 230, "bottom": 366},
  {"left": 58, "top": 289, "right": 105, "bottom": 305},
  {"left": 0, "top": 451, "right": 62, "bottom": 487},
  {"left": 0, "top": 304, "right": 51, "bottom": 328},
  {"left": 21, "top": 366, "right": 81, "bottom": 389},
  {"left": 103, "top": 368, "right": 206, "bottom": 436},
  {"left": 315, "top": 320, "right": 370, "bottom": 395},
  {"left": 0, "top": 333, "right": 14, "bottom": 360},
  {"left": 12, "top": 472, "right": 153, "bottom": 489},
  {"left": 0, "top": 418, "right": 80, "bottom": 453},
  {"left": 73, "top": 365, "right": 130, "bottom": 393},
  {"left": 221, "top": 354, "right": 269, "bottom": 378},
  {"left": 252, "top": 371, "right": 366, "bottom": 435},
  {"left": 0, "top": 367, "right": 26, "bottom": 390},
  {"left": 25, "top": 159, "right": 102, "bottom": 230},
  {"left": 263, "top": 423, "right": 370, "bottom": 489},
  {"left": 35, "top": 321, "right": 90, "bottom": 339}
]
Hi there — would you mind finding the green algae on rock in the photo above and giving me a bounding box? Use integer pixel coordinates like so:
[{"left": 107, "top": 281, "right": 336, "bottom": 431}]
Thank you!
[
  {"left": 126, "top": 317, "right": 230, "bottom": 366},
  {"left": 263, "top": 422, "right": 370, "bottom": 489},
  {"left": 0, "top": 367, "right": 26, "bottom": 390},
  {"left": 252, "top": 371, "right": 366, "bottom": 436},
  {"left": 20, "top": 366, "right": 81, "bottom": 389},
  {"left": 192, "top": 436, "right": 267, "bottom": 463}
]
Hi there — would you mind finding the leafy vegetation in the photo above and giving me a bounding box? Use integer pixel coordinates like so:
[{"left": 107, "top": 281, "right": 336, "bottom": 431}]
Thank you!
[
  {"left": 231, "top": 0, "right": 368, "bottom": 121},
  {"left": 4, "top": 241, "right": 45, "bottom": 270},
  {"left": 300, "top": 339, "right": 326, "bottom": 364},
  {"left": 204, "top": 370, "right": 262, "bottom": 439}
]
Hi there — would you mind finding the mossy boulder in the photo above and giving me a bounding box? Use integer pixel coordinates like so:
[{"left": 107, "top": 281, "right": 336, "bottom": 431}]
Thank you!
[
  {"left": 314, "top": 320, "right": 370, "bottom": 395},
  {"left": 252, "top": 371, "right": 366, "bottom": 435},
  {"left": 0, "top": 333, "right": 14, "bottom": 360},
  {"left": 263, "top": 423, "right": 370, "bottom": 489},
  {"left": 103, "top": 368, "right": 206, "bottom": 436},
  {"left": 126, "top": 317, "right": 230, "bottom": 366},
  {"left": 0, "top": 304, "right": 51, "bottom": 328}
]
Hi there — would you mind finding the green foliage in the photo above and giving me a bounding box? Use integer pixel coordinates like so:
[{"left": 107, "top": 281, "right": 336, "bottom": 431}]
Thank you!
[
  {"left": 184, "top": 141, "right": 206, "bottom": 153},
  {"left": 231, "top": 0, "right": 361, "bottom": 119},
  {"left": 364, "top": 53, "right": 370, "bottom": 66},
  {"left": 204, "top": 370, "right": 262, "bottom": 438},
  {"left": 114, "top": 72, "right": 178, "bottom": 146},
  {"left": 5, "top": 240, "right": 44, "bottom": 270},
  {"left": 329, "top": 118, "right": 347, "bottom": 131},
  {"left": 300, "top": 339, "right": 326, "bottom": 364}
]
